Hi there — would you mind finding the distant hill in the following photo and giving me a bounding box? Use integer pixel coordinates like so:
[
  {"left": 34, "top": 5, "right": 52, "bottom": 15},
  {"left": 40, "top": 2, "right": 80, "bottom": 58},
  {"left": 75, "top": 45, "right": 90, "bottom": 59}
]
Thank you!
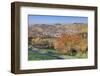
[{"left": 28, "top": 23, "right": 88, "bottom": 37}]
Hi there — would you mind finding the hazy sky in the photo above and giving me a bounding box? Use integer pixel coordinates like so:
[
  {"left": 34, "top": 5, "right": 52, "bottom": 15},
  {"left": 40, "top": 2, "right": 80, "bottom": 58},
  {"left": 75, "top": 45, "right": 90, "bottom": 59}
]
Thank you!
[{"left": 28, "top": 15, "right": 88, "bottom": 25}]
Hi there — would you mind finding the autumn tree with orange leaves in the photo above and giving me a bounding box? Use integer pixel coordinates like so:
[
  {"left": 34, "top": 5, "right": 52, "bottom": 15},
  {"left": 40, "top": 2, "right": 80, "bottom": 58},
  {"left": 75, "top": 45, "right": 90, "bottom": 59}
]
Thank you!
[{"left": 53, "top": 33, "right": 87, "bottom": 54}]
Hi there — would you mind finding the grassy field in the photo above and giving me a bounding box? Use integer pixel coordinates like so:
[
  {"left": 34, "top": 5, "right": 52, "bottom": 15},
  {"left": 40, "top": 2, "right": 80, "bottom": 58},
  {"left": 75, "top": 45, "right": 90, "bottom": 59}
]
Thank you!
[{"left": 28, "top": 46, "right": 88, "bottom": 61}]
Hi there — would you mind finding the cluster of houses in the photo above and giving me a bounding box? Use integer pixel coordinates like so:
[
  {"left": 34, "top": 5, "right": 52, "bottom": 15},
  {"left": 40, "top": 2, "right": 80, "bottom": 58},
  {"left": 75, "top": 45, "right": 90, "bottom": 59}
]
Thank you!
[{"left": 30, "top": 29, "right": 85, "bottom": 38}]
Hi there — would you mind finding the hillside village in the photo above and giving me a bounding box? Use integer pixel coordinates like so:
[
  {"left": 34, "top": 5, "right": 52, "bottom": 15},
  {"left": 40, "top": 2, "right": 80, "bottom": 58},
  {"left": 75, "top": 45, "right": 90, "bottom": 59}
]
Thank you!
[{"left": 28, "top": 23, "right": 87, "bottom": 38}]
